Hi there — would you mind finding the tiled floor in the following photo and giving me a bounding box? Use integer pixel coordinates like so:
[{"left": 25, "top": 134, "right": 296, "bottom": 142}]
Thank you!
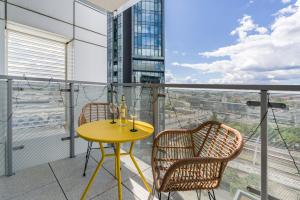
[{"left": 0, "top": 148, "right": 211, "bottom": 200}]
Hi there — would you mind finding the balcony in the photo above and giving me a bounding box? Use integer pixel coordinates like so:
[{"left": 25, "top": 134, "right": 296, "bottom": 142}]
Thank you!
[{"left": 0, "top": 75, "right": 299, "bottom": 200}]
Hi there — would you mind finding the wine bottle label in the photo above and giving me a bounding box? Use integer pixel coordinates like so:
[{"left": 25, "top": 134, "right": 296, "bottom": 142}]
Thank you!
[{"left": 121, "top": 110, "right": 126, "bottom": 118}]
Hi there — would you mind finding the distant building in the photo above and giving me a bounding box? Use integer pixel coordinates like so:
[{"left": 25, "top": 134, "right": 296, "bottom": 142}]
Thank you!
[
  {"left": 107, "top": 0, "right": 165, "bottom": 131},
  {"left": 108, "top": 0, "right": 165, "bottom": 84}
]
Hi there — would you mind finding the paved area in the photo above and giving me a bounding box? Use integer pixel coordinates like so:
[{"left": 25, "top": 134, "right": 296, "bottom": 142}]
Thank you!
[{"left": 0, "top": 147, "right": 212, "bottom": 200}]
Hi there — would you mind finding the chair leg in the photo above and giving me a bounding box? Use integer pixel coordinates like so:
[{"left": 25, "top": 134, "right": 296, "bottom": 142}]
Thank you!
[
  {"left": 167, "top": 192, "right": 171, "bottom": 200},
  {"left": 147, "top": 183, "right": 156, "bottom": 200},
  {"left": 158, "top": 192, "right": 162, "bottom": 200},
  {"left": 83, "top": 141, "right": 93, "bottom": 176},
  {"left": 196, "top": 190, "right": 201, "bottom": 200},
  {"left": 207, "top": 189, "right": 216, "bottom": 200}
]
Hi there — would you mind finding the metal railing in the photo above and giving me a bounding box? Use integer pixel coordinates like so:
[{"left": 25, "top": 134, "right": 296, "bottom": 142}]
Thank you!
[
  {"left": 0, "top": 75, "right": 108, "bottom": 176},
  {"left": 0, "top": 75, "right": 300, "bottom": 200}
]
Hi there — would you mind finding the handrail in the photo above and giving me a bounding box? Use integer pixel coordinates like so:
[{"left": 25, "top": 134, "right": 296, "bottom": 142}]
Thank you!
[
  {"left": 0, "top": 75, "right": 108, "bottom": 86},
  {"left": 113, "top": 82, "right": 300, "bottom": 92},
  {"left": 1, "top": 75, "right": 300, "bottom": 91}
]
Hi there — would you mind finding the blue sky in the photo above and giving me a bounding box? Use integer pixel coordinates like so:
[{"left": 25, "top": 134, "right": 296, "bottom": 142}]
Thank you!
[{"left": 164, "top": 0, "right": 300, "bottom": 84}]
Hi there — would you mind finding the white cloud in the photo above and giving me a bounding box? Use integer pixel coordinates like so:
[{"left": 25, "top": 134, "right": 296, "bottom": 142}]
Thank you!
[
  {"left": 281, "top": 0, "right": 291, "bottom": 4},
  {"left": 183, "top": 76, "right": 198, "bottom": 83},
  {"left": 172, "top": 50, "right": 186, "bottom": 56},
  {"left": 173, "top": 0, "right": 300, "bottom": 84},
  {"left": 165, "top": 70, "right": 199, "bottom": 83},
  {"left": 275, "top": 5, "right": 297, "bottom": 16},
  {"left": 230, "top": 15, "right": 268, "bottom": 41},
  {"left": 165, "top": 70, "right": 176, "bottom": 83}
]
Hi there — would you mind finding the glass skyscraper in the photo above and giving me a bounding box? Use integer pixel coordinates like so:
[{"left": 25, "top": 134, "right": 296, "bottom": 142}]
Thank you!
[{"left": 108, "top": 0, "right": 165, "bottom": 84}]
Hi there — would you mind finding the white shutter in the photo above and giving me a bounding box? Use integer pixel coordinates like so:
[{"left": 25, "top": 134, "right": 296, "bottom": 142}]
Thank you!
[{"left": 7, "top": 30, "right": 66, "bottom": 80}]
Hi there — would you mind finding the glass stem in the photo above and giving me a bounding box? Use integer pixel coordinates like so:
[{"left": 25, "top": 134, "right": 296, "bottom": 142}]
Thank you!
[{"left": 133, "top": 119, "right": 135, "bottom": 130}]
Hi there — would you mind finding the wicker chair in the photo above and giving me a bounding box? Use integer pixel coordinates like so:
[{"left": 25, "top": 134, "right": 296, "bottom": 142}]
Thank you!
[
  {"left": 151, "top": 121, "right": 244, "bottom": 200},
  {"left": 78, "top": 102, "right": 117, "bottom": 176}
]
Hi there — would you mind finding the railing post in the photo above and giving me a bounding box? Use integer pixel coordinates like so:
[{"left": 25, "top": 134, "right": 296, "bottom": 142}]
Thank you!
[
  {"left": 5, "top": 78, "right": 13, "bottom": 176},
  {"left": 110, "top": 84, "right": 114, "bottom": 104},
  {"left": 69, "top": 83, "right": 75, "bottom": 158},
  {"left": 152, "top": 86, "right": 159, "bottom": 136},
  {"left": 260, "top": 90, "right": 268, "bottom": 200}
]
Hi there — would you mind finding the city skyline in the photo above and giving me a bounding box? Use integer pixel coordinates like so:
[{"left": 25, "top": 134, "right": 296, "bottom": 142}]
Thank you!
[{"left": 165, "top": 0, "right": 300, "bottom": 84}]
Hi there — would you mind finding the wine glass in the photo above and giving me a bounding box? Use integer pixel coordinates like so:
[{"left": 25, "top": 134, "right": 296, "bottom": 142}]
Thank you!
[
  {"left": 109, "top": 103, "right": 116, "bottom": 124},
  {"left": 130, "top": 108, "right": 137, "bottom": 132}
]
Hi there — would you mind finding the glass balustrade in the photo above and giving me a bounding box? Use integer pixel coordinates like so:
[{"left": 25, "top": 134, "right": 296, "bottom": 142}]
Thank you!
[{"left": 0, "top": 76, "right": 299, "bottom": 200}]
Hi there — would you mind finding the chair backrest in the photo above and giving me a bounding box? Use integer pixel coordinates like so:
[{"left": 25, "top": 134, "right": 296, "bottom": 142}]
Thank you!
[
  {"left": 191, "top": 121, "right": 243, "bottom": 160},
  {"left": 78, "top": 102, "right": 110, "bottom": 126}
]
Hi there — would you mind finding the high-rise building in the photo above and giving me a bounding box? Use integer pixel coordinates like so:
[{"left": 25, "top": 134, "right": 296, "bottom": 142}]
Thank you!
[
  {"left": 108, "top": 0, "right": 165, "bottom": 84},
  {"left": 107, "top": 0, "right": 165, "bottom": 135}
]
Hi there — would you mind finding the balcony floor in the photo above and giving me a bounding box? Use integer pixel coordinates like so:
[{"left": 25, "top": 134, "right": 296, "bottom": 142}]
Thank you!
[{"left": 0, "top": 148, "right": 203, "bottom": 200}]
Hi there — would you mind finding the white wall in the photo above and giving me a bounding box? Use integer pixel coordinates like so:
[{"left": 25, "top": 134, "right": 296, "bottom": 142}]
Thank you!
[
  {"left": 8, "top": 0, "right": 73, "bottom": 23},
  {"left": 0, "top": 0, "right": 108, "bottom": 83},
  {"left": 74, "top": 40, "right": 107, "bottom": 82},
  {"left": 74, "top": 2, "right": 107, "bottom": 82}
]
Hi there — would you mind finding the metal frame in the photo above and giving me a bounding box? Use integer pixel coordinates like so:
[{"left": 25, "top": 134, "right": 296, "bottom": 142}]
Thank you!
[
  {"left": 152, "top": 86, "right": 159, "bottom": 136},
  {"left": 69, "top": 83, "right": 75, "bottom": 158},
  {"left": 260, "top": 91, "right": 268, "bottom": 200},
  {"left": 113, "top": 82, "right": 300, "bottom": 91},
  {"left": 80, "top": 142, "right": 150, "bottom": 200},
  {"left": 0, "top": 75, "right": 108, "bottom": 85},
  {"left": 5, "top": 78, "right": 12, "bottom": 176},
  {"left": 208, "top": 189, "right": 216, "bottom": 200}
]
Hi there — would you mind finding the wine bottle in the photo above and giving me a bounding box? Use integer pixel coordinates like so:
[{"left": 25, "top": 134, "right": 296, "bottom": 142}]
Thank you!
[{"left": 119, "top": 95, "right": 127, "bottom": 126}]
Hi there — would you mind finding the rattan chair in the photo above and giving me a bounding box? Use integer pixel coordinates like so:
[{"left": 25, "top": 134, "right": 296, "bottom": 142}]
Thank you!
[
  {"left": 78, "top": 102, "right": 117, "bottom": 176},
  {"left": 151, "top": 121, "right": 243, "bottom": 200}
]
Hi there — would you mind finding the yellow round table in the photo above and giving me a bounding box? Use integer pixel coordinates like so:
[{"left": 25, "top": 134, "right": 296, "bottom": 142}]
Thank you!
[{"left": 77, "top": 119, "right": 154, "bottom": 200}]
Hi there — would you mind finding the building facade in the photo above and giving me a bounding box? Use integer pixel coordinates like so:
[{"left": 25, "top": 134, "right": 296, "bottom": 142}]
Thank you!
[{"left": 108, "top": 0, "right": 165, "bottom": 84}]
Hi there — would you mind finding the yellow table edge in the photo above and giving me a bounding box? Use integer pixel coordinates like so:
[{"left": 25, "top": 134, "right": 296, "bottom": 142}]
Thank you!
[{"left": 76, "top": 119, "right": 154, "bottom": 143}]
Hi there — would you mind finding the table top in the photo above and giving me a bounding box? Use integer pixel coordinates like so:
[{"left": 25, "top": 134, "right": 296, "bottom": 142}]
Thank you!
[{"left": 76, "top": 119, "right": 154, "bottom": 143}]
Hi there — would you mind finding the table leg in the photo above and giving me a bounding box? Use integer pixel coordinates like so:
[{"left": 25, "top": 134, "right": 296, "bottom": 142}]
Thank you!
[
  {"left": 81, "top": 142, "right": 106, "bottom": 200},
  {"left": 116, "top": 143, "right": 122, "bottom": 200},
  {"left": 129, "top": 142, "right": 151, "bottom": 192},
  {"left": 114, "top": 143, "right": 117, "bottom": 178}
]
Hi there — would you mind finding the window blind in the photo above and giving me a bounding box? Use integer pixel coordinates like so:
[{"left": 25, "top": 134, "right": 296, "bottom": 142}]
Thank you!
[{"left": 7, "top": 30, "right": 66, "bottom": 80}]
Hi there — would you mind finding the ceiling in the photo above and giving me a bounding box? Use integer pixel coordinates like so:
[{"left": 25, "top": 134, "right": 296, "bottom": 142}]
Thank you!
[{"left": 87, "top": 0, "right": 140, "bottom": 12}]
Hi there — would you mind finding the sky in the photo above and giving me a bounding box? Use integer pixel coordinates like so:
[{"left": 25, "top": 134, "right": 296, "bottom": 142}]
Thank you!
[{"left": 164, "top": 0, "right": 300, "bottom": 84}]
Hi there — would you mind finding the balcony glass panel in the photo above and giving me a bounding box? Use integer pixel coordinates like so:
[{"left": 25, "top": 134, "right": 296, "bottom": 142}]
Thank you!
[
  {"left": 74, "top": 84, "right": 108, "bottom": 154},
  {"left": 164, "top": 88, "right": 261, "bottom": 199},
  {"left": 12, "top": 80, "right": 68, "bottom": 172},
  {"left": 115, "top": 86, "right": 153, "bottom": 164},
  {"left": 1, "top": 79, "right": 299, "bottom": 200},
  {"left": 267, "top": 92, "right": 300, "bottom": 200}
]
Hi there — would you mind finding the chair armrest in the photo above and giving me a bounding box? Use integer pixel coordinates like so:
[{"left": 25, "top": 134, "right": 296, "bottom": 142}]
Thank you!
[
  {"left": 153, "top": 129, "right": 190, "bottom": 146},
  {"left": 152, "top": 129, "right": 193, "bottom": 190},
  {"left": 78, "top": 113, "right": 87, "bottom": 126},
  {"left": 160, "top": 157, "right": 227, "bottom": 191},
  {"left": 152, "top": 129, "right": 192, "bottom": 158}
]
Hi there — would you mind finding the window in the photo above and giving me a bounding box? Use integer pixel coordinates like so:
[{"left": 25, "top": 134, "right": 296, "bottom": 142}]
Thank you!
[{"left": 7, "top": 25, "right": 69, "bottom": 80}]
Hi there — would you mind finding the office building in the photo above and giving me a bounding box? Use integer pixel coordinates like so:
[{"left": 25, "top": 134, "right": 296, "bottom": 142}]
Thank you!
[{"left": 108, "top": 0, "right": 165, "bottom": 84}]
